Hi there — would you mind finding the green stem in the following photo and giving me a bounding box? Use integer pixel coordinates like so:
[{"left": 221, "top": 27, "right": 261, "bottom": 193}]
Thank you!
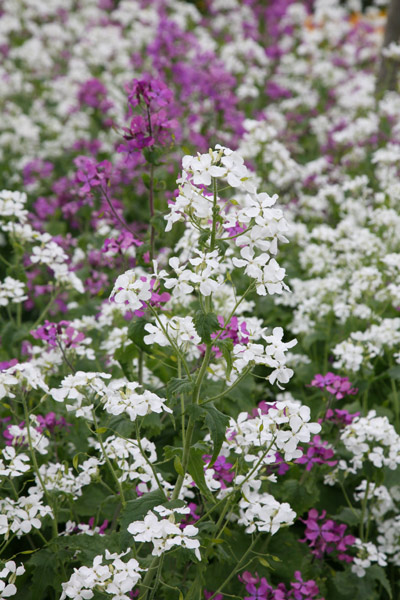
[
  {"left": 178, "top": 358, "right": 186, "bottom": 447},
  {"left": 148, "top": 554, "right": 164, "bottom": 600},
  {"left": 210, "top": 177, "right": 218, "bottom": 249},
  {"left": 201, "top": 366, "right": 252, "bottom": 405},
  {"left": 135, "top": 422, "right": 165, "bottom": 495},
  {"left": 32, "top": 290, "right": 59, "bottom": 329},
  {"left": 146, "top": 304, "right": 192, "bottom": 379},
  {"left": 22, "top": 396, "right": 58, "bottom": 538},
  {"left": 359, "top": 479, "right": 370, "bottom": 541},
  {"left": 208, "top": 534, "right": 261, "bottom": 599},
  {"left": 212, "top": 283, "right": 255, "bottom": 344},
  {"left": 91, "top": 410, "right": 126, "bottom": 506}
]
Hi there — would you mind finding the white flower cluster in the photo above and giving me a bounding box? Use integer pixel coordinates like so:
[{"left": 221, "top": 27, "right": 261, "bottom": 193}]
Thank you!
[
  {"left": 93, "top": 435, "right": 161, "bottom": 487},
  {"left": 237, "top": 479, "right": 296, "bottom": 535},
  {"left": 110, "top": 268, "right": 152, "bottom": 312},
  {"left": 50, "top": 371, "right": 111, "bottom": 419},
  {"left": 0, "top": 492, "right": 52, "bottom": 538},
  {"left": 224, "top": 398, "right": 321, "bottom": 465},
  {"left": 0, "top": 561, "right": 25, "bottom": 599},
  {"left": 164, "top": 145, "right": 289, "bottom": 297},
  {"left": 102, "top": 380, "right": 172, "bottom": 422},
  {"left": 128, "top": 505, "right": 201, "bottom": 560},
  {"left": 0, "top": 277, "right": 27, "bottom": 307},
  {"left": 339, "top": 411, "right": 400, "bottom": 472},
  {"left": 232, "top": 326, "right": 297, "bottom": 388},
  {"left": 354, "top": 480, "right": 394, "bottom": 519},
  {"left": 0, "top": 363, "right": 49, "bottom": 400},
  {"left": 332, "top": 318, "right": 400, "bottom": 373},
  {"left": 144, "top": 315, "right": 201, "bottom": 360},
  {"left": 60, "top": 549, "right": 144, "bottom": 600},
  {"left": 351, "top": 539, "right": 387, "bottom": 578},
  {"left": 0, "top": 447, "right": 30, "bottom": 479},
  {"left": 0, "top": 190, "right": 28, "bottom": 223},
  {"left": 62, "top": 520, "right": 107, "bottom": 537},
  {"left": 377, "top": 516, "right": 400, "bottom": 567},
  {"left": 6, "top": 420, "right": 49, "bottom": 456},
  {"left": 29, "top": 459, "right": 100, "bottom": 499}
]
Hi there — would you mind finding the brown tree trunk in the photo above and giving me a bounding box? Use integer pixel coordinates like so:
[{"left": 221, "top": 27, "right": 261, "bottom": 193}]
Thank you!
[{"left": 376, "top": 0, "right": 400, "bottom": 92}]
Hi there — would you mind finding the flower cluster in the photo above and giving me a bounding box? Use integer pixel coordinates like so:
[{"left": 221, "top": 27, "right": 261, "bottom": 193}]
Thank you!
[
  {"left": 127, "top": 505, "right": 201, "bottom": 560},
  {"left": 60, "top": 550, "right": 144, "bottom": 600},
  {"left": 300, "top": 509, "right": 355, "bottom": 563}
]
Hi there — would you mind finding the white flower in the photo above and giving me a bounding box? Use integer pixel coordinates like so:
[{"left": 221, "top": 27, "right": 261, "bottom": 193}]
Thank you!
[
  {"left": 110, "top": 270, "right": 152, "bottom": 311},
  {"left": 103, "top": 381, "right": 172, "bottom": 422},
  {"left": 232, "top": 246, "right": 270, "bottom": 278}
]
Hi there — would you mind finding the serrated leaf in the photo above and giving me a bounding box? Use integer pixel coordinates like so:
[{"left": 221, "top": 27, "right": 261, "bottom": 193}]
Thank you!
[
  {"left": 216, "top": 338, "right": 233, "bottom": 378},
  {"left": 215, "top": 239, "right": 229, "bottom": 257},
  {"left": 167, "top": 377, "right": 194, "bottom": 397},
  {"left": 188, "top": 448, "right": 215, "bottom": 503},
  {"left": 203, "top": 404, "right": 229, "bottom": 467},
  {"left": 193, "top": 311, "right": 220, "bottom": 344},
  {"left": 368, "top": 565, "right": 392, "bottom": 599}
]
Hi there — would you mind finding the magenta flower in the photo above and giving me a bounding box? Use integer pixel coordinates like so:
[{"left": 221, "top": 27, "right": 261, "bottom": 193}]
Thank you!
[
  {"left": 325, "top": 408, "right": 360, "bottom": 426},
  {"left": 299, "top": 509, "right": 355, "bottom": 562},
  {"left": 295, "top": 435, "right": 337, "bottom": 471},
  {"left": 202, "top": 454, "right": 234, "bottom": 488},
  {"left": 31, "top": 320, "right": 85, "bottom": 349},
  {"left": 309, "top": 372, "right": 357, "bottom": 400}
]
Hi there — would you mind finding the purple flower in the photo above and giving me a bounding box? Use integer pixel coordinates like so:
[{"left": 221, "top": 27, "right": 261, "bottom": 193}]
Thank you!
[
  {"left": 202, "top": 454, "right": 234, "bottom": 488},
  {"left": 309, "top": 372, "right": 358, "bottom": 400},
  {"left": 295, "top": 435, "right": 337, "bottom": 471},
  {"left": 299, "top": 509, "right": 355, "bottom": 562}
]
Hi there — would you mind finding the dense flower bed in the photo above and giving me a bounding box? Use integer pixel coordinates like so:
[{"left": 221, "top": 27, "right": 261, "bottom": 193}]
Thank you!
[{"left": 0, "top": 0, "right": 399, "bottom": 598}]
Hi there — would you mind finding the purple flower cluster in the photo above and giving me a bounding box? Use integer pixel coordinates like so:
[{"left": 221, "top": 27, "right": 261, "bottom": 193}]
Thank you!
[
  {"left": 31, "top": 320, "right": 85, "bottom": 349},
  {"left": 102, "top": 231, "right": 143, "bottom": 255},
  {"left": 239, "top": 570, "right": 324, "bottom": 600},
  {"left": 3, "top": 412, "right": 70, "bottom": 445},
  {"left": 299, "top": 509, "right": 355, "bottom": 563},
  {"left": 310, "top": 373, "right": 357, "bottom": 400},
  {"left": 324, "top": 408, "right": 360, "bottom": 427},
  {"left": 295, "top": 435, "right": 337, "bottom": 471},
  {"left": 203, "top": 454, "right": 234, "bottom": 489},
  {"left": 74, "top": 157, "right": 112, "bottom": 196},
  {"left": 118, "top": 77, "right": 178, "bottom": 155},
  {"left": 77, "top": 78, "right": 113, "bottom": 114}
]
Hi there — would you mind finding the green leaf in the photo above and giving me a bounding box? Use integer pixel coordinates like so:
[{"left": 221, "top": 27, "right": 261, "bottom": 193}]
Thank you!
[
  {"left": 302, "top": 330, "right": 326, "bottom": 351},
  {"left": 203, "top": 404, "right": 229, "bottom": 467},
  {"left": 388, "top": 366, "right": 400, "bottom": 380},
  {"left": 188, "top": 448, "right": 214, "bottom": 502},
  {"left": 128, "top": 319, "right": 148, "bottom": 351},
  {"left": 167, "top": 377, "right": 194, "bottom": 398},
  {"left": 333, "top": 507, "right": 362, "bottom": 526},
  {"left": 215, "top": 239, "right": 229, "bottom": 257},
  {"left": 193, "top": 311, "right": 220, "bottom": 344},
  {"left": 215, "top": 339, "right": 233, "bottom": 378},
  {"left": 369, "top": 565, "right": 392, "bottom": 599},
  {"left": 114, "top": 343, "right": 136, "bottom": 381}
]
